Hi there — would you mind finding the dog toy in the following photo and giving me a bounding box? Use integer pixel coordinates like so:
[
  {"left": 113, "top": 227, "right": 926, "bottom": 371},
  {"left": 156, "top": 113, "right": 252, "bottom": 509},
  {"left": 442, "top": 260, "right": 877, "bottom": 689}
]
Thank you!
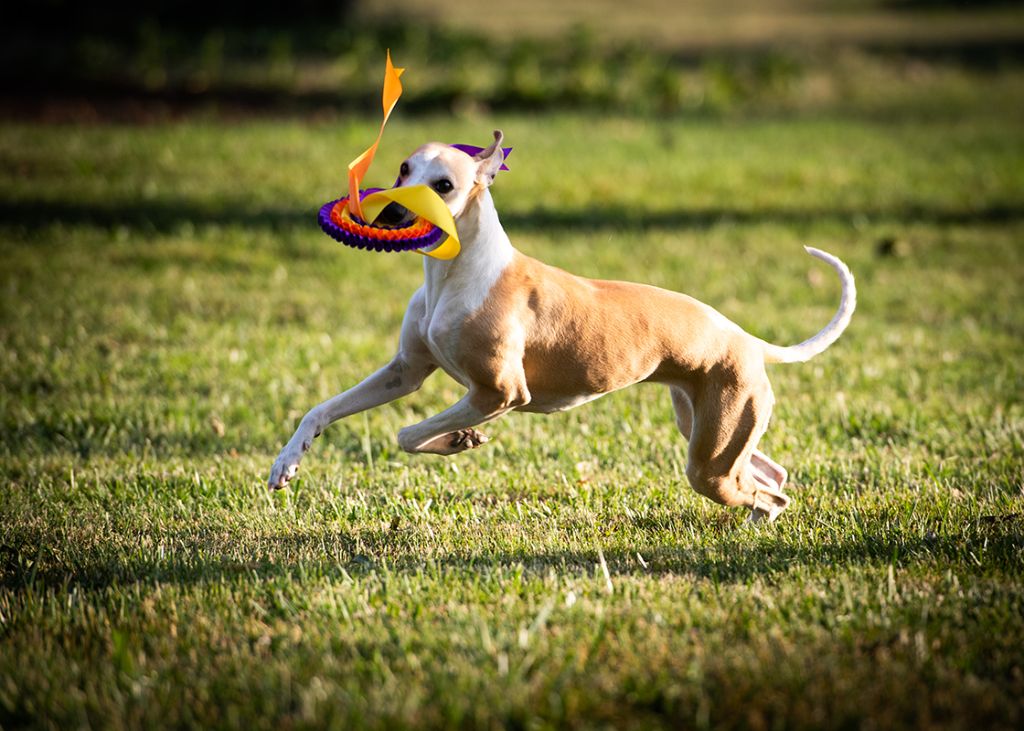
[{"left": 317, "top": 52, "right": 510, "bottom": 260}]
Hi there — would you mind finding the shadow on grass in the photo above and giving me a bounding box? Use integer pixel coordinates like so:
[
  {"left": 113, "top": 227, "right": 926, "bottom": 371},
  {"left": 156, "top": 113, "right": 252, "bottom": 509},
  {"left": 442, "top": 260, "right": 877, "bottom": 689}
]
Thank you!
[
  {"left": 3, "top": 517, "right": 1020, "bottom": 595},
  {"left": 0, "top": 420, "right": 272, "bottom": 463},
  {"left": 2, "top": 198, "right": 1023, "bottom": 238}
]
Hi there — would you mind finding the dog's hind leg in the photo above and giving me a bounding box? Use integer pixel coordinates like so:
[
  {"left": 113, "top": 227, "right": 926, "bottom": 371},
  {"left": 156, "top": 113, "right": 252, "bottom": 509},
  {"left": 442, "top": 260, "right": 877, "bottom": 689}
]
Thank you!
[
  {"left": 671, "top": 372, "right": 789, "bottom": 522},
  {"left": 751, "top": 450, "right": 787, "bottom": 492},
  {"left": 671, "top": 385, "right": 788, "bottom": 498},
  {"left": 670, "top": 385, "right": 694, "bottom": 440}
]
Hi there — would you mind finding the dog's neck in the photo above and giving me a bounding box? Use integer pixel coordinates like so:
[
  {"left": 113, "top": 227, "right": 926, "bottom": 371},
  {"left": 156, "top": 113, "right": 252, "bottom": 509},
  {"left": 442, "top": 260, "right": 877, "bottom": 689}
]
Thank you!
[{"left": 421, "top": 187, "right": 514, "bottom": 315}]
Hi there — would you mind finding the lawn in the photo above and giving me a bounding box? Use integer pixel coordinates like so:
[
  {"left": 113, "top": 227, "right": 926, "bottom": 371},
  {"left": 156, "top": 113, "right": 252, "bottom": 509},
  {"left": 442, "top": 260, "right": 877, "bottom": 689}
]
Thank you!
[{"left": 1, "top": 96, "right": 1023, "bottom": 726}]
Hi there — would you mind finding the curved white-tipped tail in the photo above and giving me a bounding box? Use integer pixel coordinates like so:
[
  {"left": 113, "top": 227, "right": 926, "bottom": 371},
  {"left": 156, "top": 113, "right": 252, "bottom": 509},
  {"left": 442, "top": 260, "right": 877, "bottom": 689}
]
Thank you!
[{"left": 760, "top": 247, "right": 856, "bottom": 364}]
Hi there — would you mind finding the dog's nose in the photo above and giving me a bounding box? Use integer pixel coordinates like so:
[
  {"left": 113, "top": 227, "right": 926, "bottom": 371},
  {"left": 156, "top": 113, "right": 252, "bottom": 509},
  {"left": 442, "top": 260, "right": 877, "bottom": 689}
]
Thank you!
[{"left": 376, "top": 202, "right": 410, "bottom": 226}]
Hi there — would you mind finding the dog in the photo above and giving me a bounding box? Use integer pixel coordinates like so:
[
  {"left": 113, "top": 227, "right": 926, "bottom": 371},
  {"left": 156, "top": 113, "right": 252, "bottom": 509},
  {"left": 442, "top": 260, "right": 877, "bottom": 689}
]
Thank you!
[{"left": 269, "top": 130, "right": 856, "bottom": 522}]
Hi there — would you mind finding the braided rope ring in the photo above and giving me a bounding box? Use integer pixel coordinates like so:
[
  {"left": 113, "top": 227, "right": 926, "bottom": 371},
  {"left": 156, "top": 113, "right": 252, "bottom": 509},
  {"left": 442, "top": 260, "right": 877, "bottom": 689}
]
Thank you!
[{"left": 318, "top": 188, "right": 447, "bottom": 253}]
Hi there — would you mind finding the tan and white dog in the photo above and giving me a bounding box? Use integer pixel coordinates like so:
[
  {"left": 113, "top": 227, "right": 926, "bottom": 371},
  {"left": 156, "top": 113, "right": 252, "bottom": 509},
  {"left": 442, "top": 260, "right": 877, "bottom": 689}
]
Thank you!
[{"left": 269, "top": 131, "right": 856, "bottom": 522}]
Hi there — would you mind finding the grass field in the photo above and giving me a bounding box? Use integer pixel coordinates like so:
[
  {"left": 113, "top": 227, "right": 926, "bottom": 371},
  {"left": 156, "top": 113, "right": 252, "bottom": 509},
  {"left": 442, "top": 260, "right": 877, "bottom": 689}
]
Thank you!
[{"left": 2, "top": 84, "right": 1023, "bottom": 727}]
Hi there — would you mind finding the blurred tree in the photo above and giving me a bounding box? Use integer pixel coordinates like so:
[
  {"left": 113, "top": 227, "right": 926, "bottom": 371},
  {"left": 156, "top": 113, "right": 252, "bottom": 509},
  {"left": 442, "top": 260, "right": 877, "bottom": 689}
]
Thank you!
[{"left": 8, "top": 0, "right": 358, "bottom": 35}]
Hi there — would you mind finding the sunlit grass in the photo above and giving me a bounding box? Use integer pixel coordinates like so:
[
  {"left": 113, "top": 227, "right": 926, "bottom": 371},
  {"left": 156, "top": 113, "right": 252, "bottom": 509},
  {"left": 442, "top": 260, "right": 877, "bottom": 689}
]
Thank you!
[{"left": 1, "top": 102, "right": 1022, "bottom": 728}]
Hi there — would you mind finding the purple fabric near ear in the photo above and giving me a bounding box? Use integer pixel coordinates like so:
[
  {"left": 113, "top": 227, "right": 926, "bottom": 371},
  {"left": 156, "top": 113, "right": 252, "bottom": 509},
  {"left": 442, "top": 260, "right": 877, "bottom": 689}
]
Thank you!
[{"left": 449, "top": 144, "right": 513, "bottom": 171}]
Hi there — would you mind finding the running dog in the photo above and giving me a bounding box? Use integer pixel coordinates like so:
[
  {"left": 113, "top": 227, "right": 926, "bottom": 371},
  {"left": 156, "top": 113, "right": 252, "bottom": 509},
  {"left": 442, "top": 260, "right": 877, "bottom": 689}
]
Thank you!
[{"left": 268, "top": 131, "right": 856, "bottom": 522}]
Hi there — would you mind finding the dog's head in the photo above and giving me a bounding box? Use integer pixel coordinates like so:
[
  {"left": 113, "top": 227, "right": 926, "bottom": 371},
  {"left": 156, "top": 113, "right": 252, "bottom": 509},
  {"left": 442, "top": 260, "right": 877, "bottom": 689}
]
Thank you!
[{"left": 375, "top": 130, "right": 506, "bottom": 227}]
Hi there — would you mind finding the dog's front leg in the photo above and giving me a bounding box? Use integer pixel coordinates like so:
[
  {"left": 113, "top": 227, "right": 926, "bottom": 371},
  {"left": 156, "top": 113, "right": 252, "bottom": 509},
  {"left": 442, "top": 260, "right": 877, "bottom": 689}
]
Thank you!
[
  {"left": 268, "top": 354, "right": 435, "bottom": 488},
  {"left": 269, "top": 289, "right": 435, "bottom": 489},
  {"left": 397, "top": 387, "right": 525, "bottom": 456}
]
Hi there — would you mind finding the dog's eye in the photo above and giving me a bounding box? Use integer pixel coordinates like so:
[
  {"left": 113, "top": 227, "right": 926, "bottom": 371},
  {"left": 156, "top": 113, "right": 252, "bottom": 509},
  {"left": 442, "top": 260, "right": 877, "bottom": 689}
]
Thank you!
[
  {"left": 432, "top": 179, "right": 454, "bottom": 195},
  {"left": 400, "top": 162, "right": 410, "bottom": 177}
]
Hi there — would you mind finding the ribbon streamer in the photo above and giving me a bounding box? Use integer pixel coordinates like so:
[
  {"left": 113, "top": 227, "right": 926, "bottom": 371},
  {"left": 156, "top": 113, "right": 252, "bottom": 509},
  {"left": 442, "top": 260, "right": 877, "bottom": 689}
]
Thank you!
[{"left": 347, "top": 50, "right": 404, "bottom": 221}]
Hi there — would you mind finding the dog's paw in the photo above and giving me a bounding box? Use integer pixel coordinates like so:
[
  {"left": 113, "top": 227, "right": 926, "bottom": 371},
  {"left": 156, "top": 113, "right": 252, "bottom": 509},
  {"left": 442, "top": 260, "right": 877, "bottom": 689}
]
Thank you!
[
  {"left": 746, "top": 503, "right": 785, "bottom": 524},
  {"left": 398, "top": 427, "right": 490, "bottom": 455},
  {"left": 746, "top": 489, "right": 790, "bottom": 524},
  {"left": 449, "top": 428, "right": 489, "bottom": 450},
  {"left": 268, "top": 448, "right": 304, "bottom": 489}
]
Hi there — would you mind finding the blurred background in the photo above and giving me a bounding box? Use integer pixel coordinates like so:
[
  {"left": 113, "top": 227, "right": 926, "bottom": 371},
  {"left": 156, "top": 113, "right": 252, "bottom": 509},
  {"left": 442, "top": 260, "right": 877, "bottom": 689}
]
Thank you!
[
  {"left": 5, "top": 0, "right": 1023, "bottom": 121},
  {"left": 2, "top": 4, "right": 1023, "bottom": 728}
]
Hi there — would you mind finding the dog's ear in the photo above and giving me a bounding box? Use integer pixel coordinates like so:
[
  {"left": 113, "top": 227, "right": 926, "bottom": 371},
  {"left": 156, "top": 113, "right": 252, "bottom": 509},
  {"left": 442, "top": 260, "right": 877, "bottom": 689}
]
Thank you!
[{"left": 473, "top": 130, "right": 505, "bottom": 187}]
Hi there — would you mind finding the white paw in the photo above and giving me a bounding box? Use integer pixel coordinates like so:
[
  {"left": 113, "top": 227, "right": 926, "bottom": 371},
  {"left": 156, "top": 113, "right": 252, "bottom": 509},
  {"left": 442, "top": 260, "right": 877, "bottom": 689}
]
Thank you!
[
  {"left": 268, "top": 447, "right": 304, "bottom": 489},
  {"left": 747, "top": 502, "right": 786, "bottom": 524}
]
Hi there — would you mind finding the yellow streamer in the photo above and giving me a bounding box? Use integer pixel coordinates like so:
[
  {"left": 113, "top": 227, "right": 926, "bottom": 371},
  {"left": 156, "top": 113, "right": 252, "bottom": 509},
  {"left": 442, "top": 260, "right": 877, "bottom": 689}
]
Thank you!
[{"left": 361, "top": 186, "right": 461, "bottom": 260}]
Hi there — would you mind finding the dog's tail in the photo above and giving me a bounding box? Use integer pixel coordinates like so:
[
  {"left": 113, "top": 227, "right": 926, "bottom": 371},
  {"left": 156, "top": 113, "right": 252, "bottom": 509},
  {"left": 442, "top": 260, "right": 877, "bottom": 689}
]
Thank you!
[{"left": 759, "top": 247, "right": 856, "bottom": 364}]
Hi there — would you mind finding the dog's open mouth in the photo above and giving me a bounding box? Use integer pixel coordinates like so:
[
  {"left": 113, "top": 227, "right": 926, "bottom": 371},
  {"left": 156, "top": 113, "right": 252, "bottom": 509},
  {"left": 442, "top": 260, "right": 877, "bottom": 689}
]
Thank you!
[{"left": 374, "top": 201, "right": 416, "bottom": 228}]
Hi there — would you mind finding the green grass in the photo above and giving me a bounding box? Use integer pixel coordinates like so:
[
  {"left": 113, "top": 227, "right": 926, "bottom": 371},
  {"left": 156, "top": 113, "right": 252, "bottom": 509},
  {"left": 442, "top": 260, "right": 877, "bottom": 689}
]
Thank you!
[{"left": 2, "top": 96, "right": 1023, "bottom": 728}]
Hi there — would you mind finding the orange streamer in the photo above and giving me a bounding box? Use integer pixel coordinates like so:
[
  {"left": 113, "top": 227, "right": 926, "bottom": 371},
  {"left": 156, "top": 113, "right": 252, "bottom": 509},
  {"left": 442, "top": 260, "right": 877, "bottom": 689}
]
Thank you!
[{"left": 347, "top": 50, "right": 405, "bottom": 220}]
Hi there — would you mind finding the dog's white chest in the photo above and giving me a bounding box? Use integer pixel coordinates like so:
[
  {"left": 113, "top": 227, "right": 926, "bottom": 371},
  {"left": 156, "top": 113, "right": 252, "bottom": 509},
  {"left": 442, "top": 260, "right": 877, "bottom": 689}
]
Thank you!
[
  {"left": 416, "top": 229, "right": 513, "bottom": 384},
  {"left": 418, "top": 298, "right": 471, "bottom": 386}
]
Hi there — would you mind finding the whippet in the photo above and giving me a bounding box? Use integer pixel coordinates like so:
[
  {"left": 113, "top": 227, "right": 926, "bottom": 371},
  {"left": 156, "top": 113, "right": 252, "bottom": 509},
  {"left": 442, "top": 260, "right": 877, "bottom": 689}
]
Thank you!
[{"left": 268, "top": 131, "right": 856, "bottom": 522}]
